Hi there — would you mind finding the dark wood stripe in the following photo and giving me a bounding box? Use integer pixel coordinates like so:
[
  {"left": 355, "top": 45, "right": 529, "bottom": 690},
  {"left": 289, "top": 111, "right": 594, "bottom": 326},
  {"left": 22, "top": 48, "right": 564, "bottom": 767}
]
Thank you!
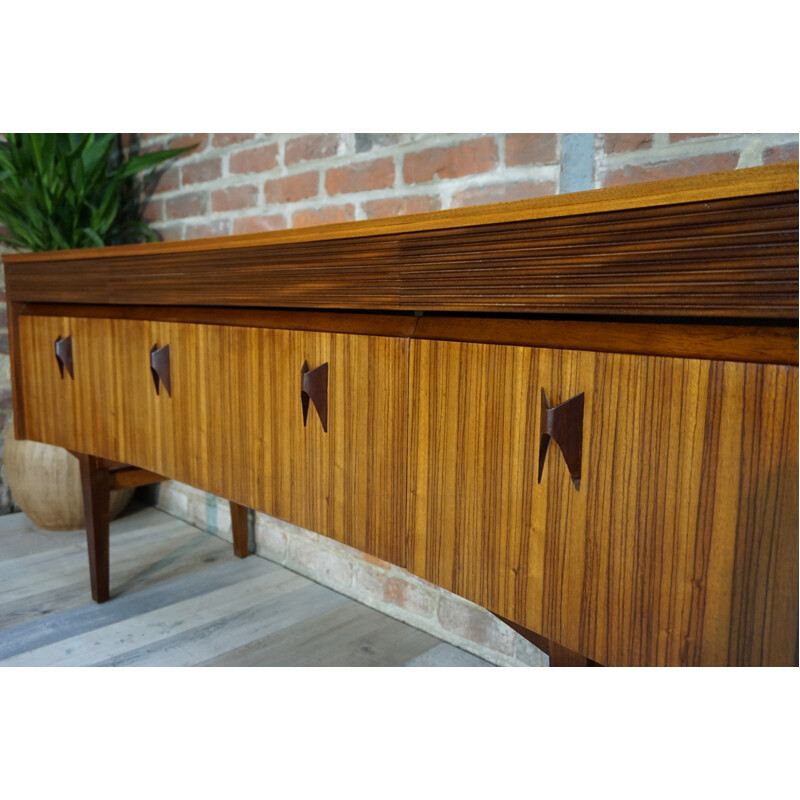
[
  {"left": 15, "top": 304, "right": 419, "bottom": 338},
  {"left": 413, "top": 316, "right": 798, "bottom": 366},
  {"left": 5, "top": 190, "right": 797, "bottom": 320}
]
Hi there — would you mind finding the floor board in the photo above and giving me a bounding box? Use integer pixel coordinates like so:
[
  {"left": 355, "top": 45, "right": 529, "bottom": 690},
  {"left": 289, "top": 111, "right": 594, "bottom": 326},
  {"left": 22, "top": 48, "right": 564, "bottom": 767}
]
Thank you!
[{"left": 0, "top": 503, "right": 492, "bottom": 668}]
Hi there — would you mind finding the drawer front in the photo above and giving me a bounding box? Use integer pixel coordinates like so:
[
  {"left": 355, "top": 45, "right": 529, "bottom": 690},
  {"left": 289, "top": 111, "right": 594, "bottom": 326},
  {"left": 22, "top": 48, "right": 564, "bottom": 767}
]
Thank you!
[
  {"left": 168, "top": 323, "right": 408, "bottom": 565},
  {"left": 18, "top": 315, "right": 120, "bottom": 458},
  {"left": 408, "top": 339, "right": 798, "bottom": 666}
]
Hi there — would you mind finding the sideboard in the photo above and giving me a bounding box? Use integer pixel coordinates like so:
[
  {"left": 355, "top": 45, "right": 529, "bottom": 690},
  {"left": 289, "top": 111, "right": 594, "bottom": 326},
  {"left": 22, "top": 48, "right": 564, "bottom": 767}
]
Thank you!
[{"left": 5, "top": 162, "right": 798, "bottom": 666}]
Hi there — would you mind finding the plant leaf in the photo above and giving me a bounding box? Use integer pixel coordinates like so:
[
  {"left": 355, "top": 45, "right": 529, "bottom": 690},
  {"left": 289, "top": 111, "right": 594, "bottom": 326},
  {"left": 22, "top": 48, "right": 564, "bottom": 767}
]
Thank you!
[
  {"left": 115, "top": 145, "right": 196, "bottom": 179},
  {"left": 0, "top": 133, "right": 188, "bottom": 252},
  {"left": 81, "top": 227, "right": 105, "bottom": 247}
]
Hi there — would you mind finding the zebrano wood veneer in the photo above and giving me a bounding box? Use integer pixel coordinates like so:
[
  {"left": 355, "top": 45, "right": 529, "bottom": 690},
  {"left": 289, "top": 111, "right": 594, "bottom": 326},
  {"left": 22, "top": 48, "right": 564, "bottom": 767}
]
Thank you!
[{"left": 5, "top": 162, "right": 798, "bottom": 666}]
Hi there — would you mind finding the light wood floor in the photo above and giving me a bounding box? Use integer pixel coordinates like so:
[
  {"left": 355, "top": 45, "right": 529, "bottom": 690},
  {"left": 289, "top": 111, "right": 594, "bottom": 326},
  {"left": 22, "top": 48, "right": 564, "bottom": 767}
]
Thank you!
[{"left": 0, "top": 503, "right": 491, "bottom": 667}]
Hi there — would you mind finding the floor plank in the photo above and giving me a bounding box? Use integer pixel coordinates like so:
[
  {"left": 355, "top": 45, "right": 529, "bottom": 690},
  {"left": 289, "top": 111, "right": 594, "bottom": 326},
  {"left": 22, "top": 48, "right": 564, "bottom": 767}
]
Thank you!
[
  {"left": 0, "top": 504, "right": 493, "bottom": 667},
  {"left": 200, "top": 601, "right": 442, "bottom": 667}
]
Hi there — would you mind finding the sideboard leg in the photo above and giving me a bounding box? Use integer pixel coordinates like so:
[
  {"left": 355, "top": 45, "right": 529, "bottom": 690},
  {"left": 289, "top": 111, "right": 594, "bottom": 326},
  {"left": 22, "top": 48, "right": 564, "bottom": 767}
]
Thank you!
[
  {"left": 230, "top": 501, "right": 252, "bottom": 558},
  {"left": 495, "top": 614, "right": 601, "bottom": 666},
  {"left": 77, "top": 454, "right": 111, "bottom": 603}
]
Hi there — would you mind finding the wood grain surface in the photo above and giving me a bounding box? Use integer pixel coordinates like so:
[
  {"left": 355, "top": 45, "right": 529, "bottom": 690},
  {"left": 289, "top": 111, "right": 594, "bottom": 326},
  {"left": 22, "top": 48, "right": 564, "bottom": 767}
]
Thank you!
[
  {"left": 9, "top": 163, "right": 798, "bottom": 664},
  {"left": 18, "top": 315, "right": 409, "bottom": 566},
  {"left": 4, "top": 162, "right": 796, "bottom": 263},
  {"left": 17, "top": 314, "right": 82, "bottom": 452},
  {"left": 5, "top": 188, "right": 797, "bottom": 319},
  {"left": 15, "top": 303, "right": 419, "bottom": 338},
  {"left": 413, "top": 316, "right": 798, "bottom": 366},
  {"left": 76, "top": 454, "right": 111, "bottom": 603},
  {"left": 407, "top": 339, "right": 798, "bottom": 666}
]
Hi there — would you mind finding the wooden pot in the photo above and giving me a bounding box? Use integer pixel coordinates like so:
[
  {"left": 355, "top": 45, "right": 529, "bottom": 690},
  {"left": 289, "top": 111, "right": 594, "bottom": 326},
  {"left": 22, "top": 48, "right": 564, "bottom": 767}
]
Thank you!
[{"left": 3, "top": 422, "right": 134, "bottom": 531}]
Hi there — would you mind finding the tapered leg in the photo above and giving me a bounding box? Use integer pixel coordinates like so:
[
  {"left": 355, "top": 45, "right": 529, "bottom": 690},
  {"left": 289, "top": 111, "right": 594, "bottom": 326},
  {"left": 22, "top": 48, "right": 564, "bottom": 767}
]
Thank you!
[
  {"left": 77, "top": 454, "right": 111, "bottom": 603},
  {"left": 230, "top": 501, "right": 252, "bottom": 558}
]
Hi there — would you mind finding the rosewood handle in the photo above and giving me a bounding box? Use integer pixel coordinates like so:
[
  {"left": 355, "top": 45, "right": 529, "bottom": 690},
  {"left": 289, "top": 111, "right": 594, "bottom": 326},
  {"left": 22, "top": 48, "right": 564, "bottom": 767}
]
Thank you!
[
  {"left": 150, "top": 344, "right": 171, "bottom": 397},
  {"left": 54, "top": 335, "right": 74, "bottom": 379},
  {"left": 301, "top": 361, "right": 328, "bottom": 432},
  {"left": 538, "top": 389, "right": 584, "bottom": 490}
]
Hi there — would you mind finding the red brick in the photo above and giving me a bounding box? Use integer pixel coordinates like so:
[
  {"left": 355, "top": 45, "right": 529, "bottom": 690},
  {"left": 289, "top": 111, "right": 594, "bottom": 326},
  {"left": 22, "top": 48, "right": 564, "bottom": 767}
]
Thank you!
[
  {"left": 292, "top": 204, "right": 355, "bottom": 228},
  {"left": 185, "top": 219, "right": 231, "bottom": 239},
  {"left": 354, "top": 564, "right": 384, "bottom": 596},
  {"left": 404, "top": 137, "right": 497, "bottom": 184},
  {"left": 165, "top": 191, "right": 208, "bottom": 219},
  {"left": 505, "top": 133, "right": 557, "bottom": 166},
  {"left": 669, "top": 133, "right": 718, "bottom": 143},
  {"left": 763, "top": 142, "right": 799, "bottom": 165},
  {"left": 285, "top": 133, "right": 341, "bottom": 165},
  {"left": 230, "top": 144, "right": 279, "bottom": 174},
  {"left": 143, "top": 199, "right": 163, "bottom": 222},
  {"left": 168, "top": 133, "right": 208, "bottom": 157},
  {"left": 181, "top": 157, "right": 222, "bottom": 185},
  {"left": 211, "top": 184, "right": 258, "bottom": 212},
  {"left": 362, "top": 194, "right": 441, "bottom": 218},
  {"left": 602, "top": 133, "right": 653, "bottom": 154},
  {"left": 288, "top": 535, "right": 352, "bottom": 590},
  {"left": 233, "top": 214, "right": 288, "bottom": 234},
  {"left": 212, "top": 133, "right": 256, "bottom": 147},
  {"left": 264, "top": 171, "right": 319, "bottom": 204},
  {"left": 325, "top": 157, "right": 395, "bottom": 195},
  {"left": 437, "top": 596, "right": 515, "bottom": 655},
  {"left": 452, "top": 180, "right": 556, "bottom": 208},
  {"left": 140, "top": 133, "right": 165, "bottom": 141},
  {"left": 603, "top": 153, "right": 739, "bottom": 188},
  {"left": 359, "top": 552, "right": 392, "bottom": 570},
  {"left": 383, "top": 577, "right": 433, "bottom": 616},
  {"left": 152, "top": 165, "right": 180, "bottom": 194}
]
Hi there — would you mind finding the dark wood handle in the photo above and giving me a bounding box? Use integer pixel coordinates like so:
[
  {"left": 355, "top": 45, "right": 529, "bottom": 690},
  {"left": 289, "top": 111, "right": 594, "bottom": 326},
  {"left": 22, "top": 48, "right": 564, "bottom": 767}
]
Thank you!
[
  {"left": 54, "top": 335, "right": 73, "bottom": 379},
  {"left": 150, "top": 344, "right": 171, "bottom": 397},
  {"left": 300, "top": 361, "right": 328, "bottom": 432},
  {"left": 538, "top": 389, "right": 584, "bottom": 490}
]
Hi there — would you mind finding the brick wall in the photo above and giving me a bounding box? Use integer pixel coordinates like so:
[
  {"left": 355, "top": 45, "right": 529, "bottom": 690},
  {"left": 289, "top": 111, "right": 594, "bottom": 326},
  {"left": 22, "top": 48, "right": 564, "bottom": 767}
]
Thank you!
[
  {"left": 138, "top": 132, "right": 798, "bottom": 238},
  {"left": 1, "top": 132, "right": 797, "bottom": 663}
]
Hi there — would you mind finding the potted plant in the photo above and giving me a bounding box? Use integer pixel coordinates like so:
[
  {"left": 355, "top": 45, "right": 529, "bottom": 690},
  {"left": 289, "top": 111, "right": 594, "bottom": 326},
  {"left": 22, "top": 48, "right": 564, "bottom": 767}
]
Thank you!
[{"left": 0, "top": 133, "right": 190, "bottom": 529}]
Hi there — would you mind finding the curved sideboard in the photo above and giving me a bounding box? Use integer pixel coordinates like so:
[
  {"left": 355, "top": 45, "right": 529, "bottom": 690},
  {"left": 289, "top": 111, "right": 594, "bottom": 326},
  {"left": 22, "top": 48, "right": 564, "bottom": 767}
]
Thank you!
[{"left": 5, "top": 162, "right": 798, "bottom": 666}]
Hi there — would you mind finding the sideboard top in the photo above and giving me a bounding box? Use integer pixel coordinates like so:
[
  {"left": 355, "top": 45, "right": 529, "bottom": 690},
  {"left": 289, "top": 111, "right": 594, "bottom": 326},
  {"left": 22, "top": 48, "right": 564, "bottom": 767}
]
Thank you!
[
  {"left": 5, "top": 162, "right": 798, "bottom": 320},
  {"left": 5, "top": 162, "right": 797, "bottom": 264}
]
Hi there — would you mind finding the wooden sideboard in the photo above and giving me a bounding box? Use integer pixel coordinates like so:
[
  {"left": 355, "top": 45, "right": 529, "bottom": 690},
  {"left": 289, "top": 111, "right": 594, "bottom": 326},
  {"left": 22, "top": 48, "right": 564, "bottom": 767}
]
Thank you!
[{"left": 5, "top": 163, "right": 798, "bottom": 666}]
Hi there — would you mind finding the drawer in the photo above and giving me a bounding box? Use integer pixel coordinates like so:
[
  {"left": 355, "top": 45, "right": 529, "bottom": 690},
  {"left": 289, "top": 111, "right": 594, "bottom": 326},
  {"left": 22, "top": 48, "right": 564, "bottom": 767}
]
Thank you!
[
  {"left": 407, "top": 338, "right": 798, "bottom": 666},
  {"left": 165, "top": 321, "right": 409, "bottom": 564},
  {"left": 17, "top": 314, "right": 408, "bottom": 566},
  {"left": 17, "top": 315, "right": 121, "bottom": 458},
  {"left": 18, "top": 315, "right": 178, "bottom": 471}
]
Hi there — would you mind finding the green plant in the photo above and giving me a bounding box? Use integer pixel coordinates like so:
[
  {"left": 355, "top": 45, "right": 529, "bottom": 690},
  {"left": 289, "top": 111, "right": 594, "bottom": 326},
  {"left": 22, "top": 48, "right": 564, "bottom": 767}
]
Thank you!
[{"left": 0, "top": 133, "right": 192, "bottom": 251}]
